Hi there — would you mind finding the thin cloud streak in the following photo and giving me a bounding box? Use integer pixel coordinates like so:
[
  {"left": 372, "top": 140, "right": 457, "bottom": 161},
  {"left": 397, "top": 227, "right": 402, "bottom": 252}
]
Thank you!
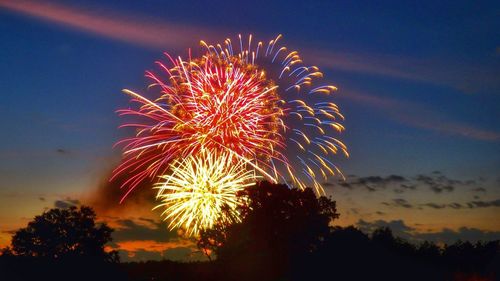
[
  {"left": 0, "top": 0, "right": 220, "bottom": 50},
  {"left": 2, "top": 0, "right": 497, "bottom": 94},
  {"left": 344, "top": 91, "right": 500, "bottom": 141},
  {"left": 2, "top": 1, "right": 498, "bottom": 142},
  {"left": 309, "top": 51, "right": 425, "bottom": 82},
  {"left": 309, "top": 51, "right": 499, "bottom": 94}
]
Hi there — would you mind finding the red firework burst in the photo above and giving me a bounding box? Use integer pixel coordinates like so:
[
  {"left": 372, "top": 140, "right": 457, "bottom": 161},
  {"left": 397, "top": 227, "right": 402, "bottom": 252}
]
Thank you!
[
  {"left": 113, "top": 54, "right": 286, "bottom": 201},
  {"left": 114, "top": 34, "right": 348, "bottom": 202}
]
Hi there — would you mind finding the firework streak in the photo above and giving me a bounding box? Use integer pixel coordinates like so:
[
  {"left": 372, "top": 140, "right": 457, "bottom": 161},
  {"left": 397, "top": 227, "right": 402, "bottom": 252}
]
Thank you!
[
  {"left": 114, "top": 34, "right": 348, "bottom": 235},
  {"left": 154, "top": 150, "right": 256, "bottom": 236}
]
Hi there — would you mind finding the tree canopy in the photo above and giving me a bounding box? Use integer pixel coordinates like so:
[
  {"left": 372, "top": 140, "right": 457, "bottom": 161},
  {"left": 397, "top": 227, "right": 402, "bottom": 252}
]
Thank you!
[
  {"left": 10, "top": 205, "right": 117, "bottom": 262},
  {"left": 198, "top": 181, "right": 339, "bottom": 280}
]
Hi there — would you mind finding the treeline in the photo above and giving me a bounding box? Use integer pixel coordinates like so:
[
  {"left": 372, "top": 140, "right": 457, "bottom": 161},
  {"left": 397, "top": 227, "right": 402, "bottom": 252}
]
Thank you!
[
  {"left": 0, "top": 182, "right": 498, "bottom": 281},
  {"left": 1, "top": 227, "right": 497, "bottom": 281},
  {"left": 121, "top": 228, "right": 499, "bottom": 281}
]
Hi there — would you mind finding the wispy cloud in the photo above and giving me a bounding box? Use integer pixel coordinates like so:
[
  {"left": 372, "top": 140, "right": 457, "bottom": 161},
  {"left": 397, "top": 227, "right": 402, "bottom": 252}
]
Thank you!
[
  {"left": 53, "top": 198, "right": 80, "bottom": 209},
  {"left": 397, "top": 114, "right": 500, "bottom": 142},
  {"left": 328, "top": 175, "right": 408, "bottom": 192},
  {"left": 326, "top": 172, "right": 484, "bottom": 194},
  {"left": 309, "top": 51, "right": 427, "bottom": 82},
  {"left": 356, "top": 219, "right": 500, "bottom": 244},
  {"left": 382, "top": 198, "right": 414, "bottom": 209},
  {"left": 310, "top": 50, "right": 500, "bottom": 94},
  {"left": 2, "top": 0, "right": 498, "bottom": 95},
  {"left": 344, "top": 91, "right": 500, "bottom": 141},
  {"left": 0, "top": 0, "right": 220, "bottom": 50}
]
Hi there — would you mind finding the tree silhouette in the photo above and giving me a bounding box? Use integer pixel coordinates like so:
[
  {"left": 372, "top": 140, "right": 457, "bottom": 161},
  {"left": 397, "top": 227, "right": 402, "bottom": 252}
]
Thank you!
[
  {"left": 11, "top": 205, "right": 118, "bottom": 262},
  {"left": 1, "top": 186, "right": 498, "bottom": 281},
  {"left": 198, "top": 181, "right": 339, "bottom": 281}
]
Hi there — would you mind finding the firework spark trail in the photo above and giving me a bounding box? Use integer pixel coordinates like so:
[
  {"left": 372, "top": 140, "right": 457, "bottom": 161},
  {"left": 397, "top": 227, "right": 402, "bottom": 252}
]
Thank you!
[
  {"left": 114, "top": 34, "right": 348, "bottom": 235},
  {"left": 154, "top": 150, "right": 257, "bottom": 236},
  {"left": 200, "top": 34, "right": 348, "bottom": 193},
  {"left": 114, "top": 34, "right": 347, "bottom": 196},
  {"left": 113, "top": 50, "right": 286, "bottom": 200}
]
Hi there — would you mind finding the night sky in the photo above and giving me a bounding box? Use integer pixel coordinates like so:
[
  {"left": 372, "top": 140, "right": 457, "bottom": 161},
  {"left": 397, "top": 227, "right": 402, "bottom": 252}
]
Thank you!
[{"left": 0, "top": 0, "right": 499, "bottom": 261}]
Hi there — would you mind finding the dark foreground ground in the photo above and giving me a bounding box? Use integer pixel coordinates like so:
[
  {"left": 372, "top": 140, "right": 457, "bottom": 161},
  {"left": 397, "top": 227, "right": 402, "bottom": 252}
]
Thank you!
[{"left": 1, "top": 237, "right": 498, "bottom": 281}]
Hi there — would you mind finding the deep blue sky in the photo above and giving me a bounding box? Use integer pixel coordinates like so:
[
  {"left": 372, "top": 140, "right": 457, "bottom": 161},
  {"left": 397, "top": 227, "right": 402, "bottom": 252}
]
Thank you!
[{"left": 0, "top": 0, "right": 499, "bottom": 261}]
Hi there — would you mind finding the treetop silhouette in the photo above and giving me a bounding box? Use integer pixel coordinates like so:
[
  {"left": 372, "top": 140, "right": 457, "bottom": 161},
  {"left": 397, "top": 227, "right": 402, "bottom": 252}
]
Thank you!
[{"left": 10, "top": 205, "right": 118, "bottom": 262}]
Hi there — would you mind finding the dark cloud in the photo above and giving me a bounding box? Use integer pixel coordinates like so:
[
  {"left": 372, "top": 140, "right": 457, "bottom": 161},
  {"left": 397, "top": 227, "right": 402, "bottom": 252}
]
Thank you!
[
  {"left": 382, "top": 198, "right": 414, "bottom": 209},
  {"left": 325, "top": 172, "right": 489, "bottom": 200},
  {"left": 415, "top": 175, "right": 435, "bottom": 185},
  {"left": 393, "top": 198, "right": 413, "bottom": 208},
  {"left": 112, "top": 218, "right": 178, "bottom": 243},
  {"left": 415, "top": 227, "right": 500, "bottom": 245},
  {"left": 54, "top": 198, "right": 80, "bottom": 209},
  {"left": 448, "top": 203, "right": 463, "bottom": 209},
  {"left": 56, "top": 148, "right": 70, "bottom": 155},
  {"left": 324, "top": 180, "right": 352, "bottom": 189},
  {"left": 322, "top": 178, "right": 354, "bottom": 189},
  {"left": 414, "top": 173, "right": 458, "bottom": 193},
  {"left": 400, "top": 184, "right": 416, "bottom": 190},
  {"left": 357, "top": 175, "right": 407, "bottom": 192},
  {"left": 466, "top": 199, "right": 500, "bottom": 208},
  {"left": 326, "top": 174, "right": 408, "bottom": 192},
  {"left": 421, "top": 203, "right": 446, "bottom": 209},
  {"left": 357, "top": 176, "right": 387, "bottom": 185},
  {"left": 386, "top": 175, "right": 407, "bottom": 182},
  {"left": 356, "top": 219, "right": 500, "bottom": 244},
  {"left": 393, "top": 183, "right": 416, "bottom": 194},
  {"left": 327, "top": 172, "right": 483, "bottom": 195},
  {"left": 419, "top": 202, "right": 448, "bottom": 210},
  {"left": 418, "top": 199, "right": 500, "bottom": 210}
]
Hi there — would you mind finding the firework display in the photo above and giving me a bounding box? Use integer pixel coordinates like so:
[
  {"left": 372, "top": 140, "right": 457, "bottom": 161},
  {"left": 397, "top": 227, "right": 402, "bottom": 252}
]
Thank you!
[
  {"left": 114, "top": 34, "right": 347, "bottom": 235},
  {"left": 154, "top": 149, "right": 256, "bottom": 236}
]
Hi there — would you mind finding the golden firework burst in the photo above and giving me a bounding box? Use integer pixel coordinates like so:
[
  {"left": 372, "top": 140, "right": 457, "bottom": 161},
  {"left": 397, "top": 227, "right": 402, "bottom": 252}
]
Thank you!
[{"left": 154, "top": 150, "right": 257, "bottom": 236}]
